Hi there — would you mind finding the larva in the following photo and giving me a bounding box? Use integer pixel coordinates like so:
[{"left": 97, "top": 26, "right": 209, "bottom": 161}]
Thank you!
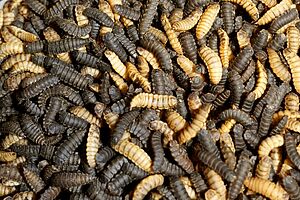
[
  {"left": 0, "top": 42, "right": 24, "bottom": 60},
  {"left": 114, "top": 5, "right": 140, "bottom": 21},
  {"left": 2, "top": 26, "right": 23, "bottom": 44},
  {"left": 286, "top": 25, "right": 300, "bottom": 54},
  {"left": 137, "top": 47, "right": 160, "bottom": 69},
  {"left": 268, "top": 33, "right": 287, "bottom": 51},
  {"left": 179, "top": 31, "right": 198, "bottom": 64},
  {"left": 86, "top": 124, "right": 101, "bottom": 168},
  {"left": 218, "top": 28, "right": 231, "bottom": 69},
  {"left": 149, "top": 120, "right": 175, "bottom": 146},
  {"left": 285, "top": 92, "right": 299, "bottom": 112},
  {"left": 54, "top": 17, "right": 92, "bottom": 37},
  {"left": 283, "top": 48, "right": 300, "bottom": 94},
  {"left": 113, "top": 139, "right": 152, "bottom": 172},
  {"left": 204, "top": 169, "right": 227, "bottom": 200},
  {"left": 169, "top": 140, "right": 194, "bottom": 173},
  {"left": 176, "top": 55, "right": 196, "bottom": 77},
  {"left": 7, "top": 25, "right": 38, "bottom": 42},
  {"left": 269, "top": 8, "right": 298, "bottom": 33},
  {"left": 126, "top": 62, "right": 151, "bottom": 92},
  {"left": 51, "top": 172, "right": 95, "bottom": 188},
  {"left": 223, "top": 0, "right": 259, "bottom": 20},
  {"left": 137, "top": 56, "right": 150, "bottom": 78},
  {"left": 221, "top": 2, "right": 235, "bottom": 34},
  {"left": 255, "top": 156, "right": 273, "bottom": 180},
  {"left": 285, "top": 132, "right": 300, "bottom": 170},
  {"left": 138, "top": 0, "right": 159, "bottom": 35},
  {"left": 267, "top": 48, "right": 292, "bottom": 82},
  {"left": 23, "top": 167, "right": 46, "bottom": 193},
  {"left": 177, "top": 103, "right": 212, "bottom": 144},
  {"left": 161, "top": 13, "right": 183, "bottom": 55},
  {"left": 133, "top": 174, "right": 164, "bottom": 200},
  {"left": 82, "top": 7, "right": 114, "bottom": 27},
  {"left": 169, "top": 177, "right": 190, "bottom": 200},
  {"left": 244, "top": 177, "right": 289, "bottom": 200},
  {"left": 69, "top": 106, "right": 101, "bottom": 127},
  {"left": 198, "top": 45, "right": 222, "bottom": 85},
  {"left": 105, "top": 50, "right": 127, "bottom": 79},
  {"left": 258, "top": 134, "right": 284, "bottom": 158},
  {"left": 249, "top": 60, "right": 268, "bottom": 100},
  {"left": 256, "top": 0, "right": 293, "bottom": 25},
  {"left": 172, "top": 9, "right": 201, "bottom": 31},
  {"left": 130, "top": 93, "right": 177, "bottom": 109},
  {"left": 196, "top": 3, "right": 220, "bottom": 40},
  {"left": 148, "top": 26, "right": 168, "bottom": 45},
  {"left": 165, "top": 110, "right": 187, "bottom": 132},
  {"left": 46, "top": 38, "right": 89, "bottom": 54}
]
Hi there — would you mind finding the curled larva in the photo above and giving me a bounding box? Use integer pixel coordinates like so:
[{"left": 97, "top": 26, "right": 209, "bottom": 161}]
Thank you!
[
  {"left": 133, "top": 174, "right": 164, "bottom": 200},
  {"left": 172, "top": 9, "right": 202, "bottom": 31}
]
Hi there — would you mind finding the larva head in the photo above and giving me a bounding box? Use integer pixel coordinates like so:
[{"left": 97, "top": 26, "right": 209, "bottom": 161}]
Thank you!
[{"left": 169, "top": 96, "right": 178, "bottom": 107}]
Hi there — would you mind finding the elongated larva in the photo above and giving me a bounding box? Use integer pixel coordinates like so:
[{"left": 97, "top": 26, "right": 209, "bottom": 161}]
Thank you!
[
  {"left": 196, "top": 3, "right": 220, "bottom": 40},
  {"left": 249, "top": 60, "right": 268, "bottom": 100},
  {"left": 287, "top": 25, "right": 300, "bottom": 54},
  {"left": 218, "top": 28, "right": 231, "bottom": 69},
  {"left": 113, "top": 139, "right": 152, "bottom": 172},
  {"left": 244, "top": 177, "right": 289, "bottom": 200},
  {"left": 133, "top": 174, "right": 164, "bottom": 200},
  {"left": 283, "top": 48, "right": 300, "bottom": 94},
  {"left": 130, "top": 93, "right": 177, "bottom": 109},
  {"left": 267, "top": 48, "right": 291, "bottom": 82},
  {"left": 161, "top": 13, "right": 183, "bottom": 55},
  {"left": 86, "top": 124, "right": 101, "bottom": 168},
  {"left": 7, "top": 25, "right": 38, "bottom": 42},
  {"left": 172, "top": 9, "right": 202, "bottom": 31},
  {"left": 126, "top": 62, "right": 151, "bottom": 92},
  {"left": 198, "top": 45, "right": 222, "bottom": 85},
  {"left": 256, "top": 0, "right": 293, "bottom": 25},
  {"left": 0, "top": 42, "right": 24, "bottom": 60},
  {"left": 104, "top": 50, "right": 127, "bottom": 79}
]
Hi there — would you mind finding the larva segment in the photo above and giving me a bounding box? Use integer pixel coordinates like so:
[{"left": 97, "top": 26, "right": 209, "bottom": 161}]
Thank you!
[
  {"left": 133, "top": 174, "right": 164, "bottom": 200},
  {"left": 113, "top": 139, "right": 152, "bottom": 172},
  {"left": 258, "top": 134, "right": 284, "bottom": 158},
  {"left": 148, "top": 27, "right": 168, "bottom": 45},
  {"left": 196, "top": 3, "right": 220, "bottom": 40},
  {"left": 130, "top": 93, "right": 177, "bottom": 109},
  {"left": 287, "top": 25, "right": 300, "bottom": 54},
  {"left": 0, "top": 184, "right": 16, "bottom": 197},
  {"left": 165, "top": 110, "right": 187, "bottom": 133},
  {"left": 255, "top": 156, "right": 273, "bottom": 180},
  {"left": 172, "top": 9, "right": 202, "bottom": 31},
  {"left": 86, "top": 124, "right": 101, "bottom": 168},
  {"left": 149, "top": 120, "right": 175, "bottom": 146},
  {"left": 198, "top": 45, "right": 223, "bottom": 85},
  {"left": 244, "top": 177, "right": 289, "bottom": 200},
  {"left": 69, "top": 106, "right": 101, "bottom": 127},
  {"left": 256, "top": 0, "right": 293, "bottom": 25}
]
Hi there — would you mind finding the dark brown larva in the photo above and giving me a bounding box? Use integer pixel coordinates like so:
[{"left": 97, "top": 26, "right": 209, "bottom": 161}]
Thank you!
[
  {"left": 51, "top": 172, "right": 95, "bottom": 188},
  {"left": 46, "top": 38, "right": 89, "bottom": 54},
  {"left": 83, "top": 7, "right": 114, "bottom": 28},
  {"left": 102, "top": 32, "right": 128, "bottom": 63},
  {"left": 285, "top": 132, "right": 300, "bottom": 170},
  {"left": 54, "top": 17, "right": 92, "bottom": 37},
  {"left": 269, "top": 8, "right": 298, "bottom": 34},
  {"left": 219, "top": 108, "right": 256, "bottom": 127},
  {"left": 230, "top": 46, "right": 254, "bottom": 74},
  {"left": 138, "top": 0, "right": 159, "bottom": 35},
  {"left": 114, "top": 5, "right": 141, "bottom": 21}
]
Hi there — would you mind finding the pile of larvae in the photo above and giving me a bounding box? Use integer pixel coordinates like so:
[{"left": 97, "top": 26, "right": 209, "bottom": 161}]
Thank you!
[{"left": 2, "top": 0, "right": 300, "bottom": 199}]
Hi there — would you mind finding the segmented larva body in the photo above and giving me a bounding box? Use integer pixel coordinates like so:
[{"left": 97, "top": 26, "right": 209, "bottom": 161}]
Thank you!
[
  {"left": 133, "top": 174, "right": 164, "bottom": 200},
  {"left": 7, "top": 25, "right": 38, "bottom": 42},
  {"left": 0, "top": 42, "right": 24, "bottom": 60},
  {"left": 198, "top": 45, "right": 223, "bottom": 85},
  {"left": 204, "top": 169, "right": 227, "bottom": 200},
  {"left": 249, "top": 60, "right": 268, "bottom": 100},
  {"left": 0, "top": 184, "right": 16, "bottom": 197},
  {"left": 113, "top": 139, "right": 152, "bottom": 172},
  {"left": 244, "top": 177, "right": 289, "bottom": 200},
  {"left": 104, "top": 50, "right": 127, "bottom": 79},
  {"left": 109, "top": 72, "right": 128, "bottom": 94},
  {"left": 256, "top": 0, "right": 293, "bottom": 25},
  {"left": 177, "top": 103, "right": 212, "bottom": 144},
  {"left": 148, "top": 26, "right": 168, "bottom": 45},
  {"left": 283, "top": 48, "right": 300, "bottom": 94},
  {"left": 259, "top": 0, "right": 276, "bottom": 7},
  {"left": 285, "top": 92, "right": 299, "bottom": 112},
  {"left": 137, "top": 55, "right": 150, "bottom": 78},
  {"left": 176, "top": 55, "right": 196, "bottom": 77},
  {"left": 165, "top": 110, "right": 187, "bottom": 132},
  {"left": 0, "top": 151, "right": 16, "bottom": 162},
  {"left": 86, "top": 124, "right": 101, "bottom": 168},
  {"left": 267, "top": 48, "right": 292, "bottom": 82},
  {"left": 130, "top": 93, "right": 177, "bottom": 109},
  {"left": 205, "top": 189, "right": 221, "bottom": 200},
  {"left": 255, "top": 156, "right": 273, "bottom": 180},
  {"left": 218, "top": 28, "right": 232, "bottom": 69},
  {"left": 196, "top": 3, "right": 220, "bottom": 40},
  {"left": 149, "top": 120, "right": 175, "bottom": 146},
  {"left": 172, "top": 9, "right": 202, "bottom": 31},
  {"left": 287, "top": 25, "right": 300, "bottom": 54},
  {"left": 10, "top": 61, "right": 45, "bottom": 74},
  {"left": 137, "top": 47, "right": 160, "bottom": 69},
  {"left": 222, "top": 0, "right": 259, "bottom": 20},
  {"left": 285, "top": 118, "right": 300, "bottom": 133},
  {"left": 126, "top": 62, "right": 151, "bottom": 92},
  {"left": 161, "top": 13, "right": 183, "bottom": 55},
  {"left": 258, "top": 134, "right": 284, "bottom": 158},
  {"left": 69, "top": 106, "right": 101, "bottom": 127}
]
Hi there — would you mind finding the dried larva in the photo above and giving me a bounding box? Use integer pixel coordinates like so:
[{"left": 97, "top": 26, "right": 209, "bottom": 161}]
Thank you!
[
  {"left": 114, "top": 5, "right": 140, "bottom": 21},
  {"left": 244, "top": 177, "right": 289, "bottom": 200},
  {"left": 255, "top": 156, "right": 272, "bottom": 180},
  {"left": 267, "top": 48, "right": 291, "bottom": 82},
  {"left": 286, "top": 25, "right": 300, "bottom": 54},
  {"left": 282, "top": 176, "right": 300, "bottom": 200},
  {"left": 221, "top": 2, "right": 235, "bottom": 34},
  {"left": 161, "top": 13, "right": 183, "bottom": 55},
  {"left": 105, "top": 49, "right": 127, "bottom": 79},
  {"left": 130, "top": 93, "right": 177, "bottom": 109},
  {"left": 138, "top": 0, "right": 159, "bottom": 35},
  {"left": 285, "top": 132, "right": 300, "bottom": 170},
  {"left": 283, "top": 48, "right": 300, "bottom": 94},
  {"left": 4, "top": 72, "right": 34, "bottom": 91},
  {"left": 126, "top": 62, "right": 151, "bottom": 92},
  {"left": 228, "top": 70, "right": 243, "bottom": 107},
  {"left": 46, "top": 38, "right": 89, "bottom": 54},
  {"left": 69, "top": 106, "right": 101, "bottom": 127},
  {"left": 133, "top": 174, "right": 164, "bottom": 200},
  {"left": 137, "top": 47, "right": 160, "bottom": 69},
  {"left": 204, "top": 169, "right": 227, "bottom": 199},
  {"left": 258, "top": 134, "right": 284, "bottom": 159},
  {"left": 218, "top": 28, "right": 231, "bottom": 69},
  {"left": 269, "top": 8, "right": 298, "bottom": 33},
  {"left": 198, "top": 45, "right": 222, "bottom": 85},
  {"left": 140, "top": 33, "right": 173, "bottom": 73},
  {"left": 169, "top": 177, "right": 190, "bottom": 200},
  {"left": 0, "top": 42, "right": 24, "bottom": 60},
  {"left": 249, "top": 60, "right": 268, "bottom": 100},
  {"left": 165, "top": 110, "right": 187, "bottom": 133},
  {"left": 179, "top": 31, "right": 198, "bottom": 64},
  {"left": 23, "top": 167, "right": 45, "bottom": 193},
  {"left": 0, "top": 184, "right": 16, "bottom": 197},
  {"left": 147, "top": 26, "right": 168, "bottom": 45},
  {"left": 7, "top": 25, "right": 38, "bottom": 42},
  {"left": 285, "top": 92, "right": 299, "bottom": 112},
  {"left": 54, "top": 17, "right": 92, "bottom": 37},
  {"left": 113, "top": 139, "right": 152, "bottom": 172},
  {"left": 39, "top": 186, "right": 61, "bottom": 200},
  {"left": 86, "top": 124, "right": 101, "bottom": 168},
  {"left": 196, "top": 3, "right": 220, "bottom": 40},
  {"left": 177, "top": 103, "right": 212, "bottom": 144},
  {"left": 169, "top": 140, "right": 194, "bottom": 173},
  {"left": 51, "top": 172, "right": 95, "bottom": 188},
  {"left": 149, "top": 120, "right": 175, "bottom": 145},
  {"left": 256, "top": 0, "right": 293, "bottom": 25},
  {"left": 172, "top": 8, "right": 201, "bottom": 31},
  {"left": 20, "top": 114, "right": 46, "bottom": 145}
]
